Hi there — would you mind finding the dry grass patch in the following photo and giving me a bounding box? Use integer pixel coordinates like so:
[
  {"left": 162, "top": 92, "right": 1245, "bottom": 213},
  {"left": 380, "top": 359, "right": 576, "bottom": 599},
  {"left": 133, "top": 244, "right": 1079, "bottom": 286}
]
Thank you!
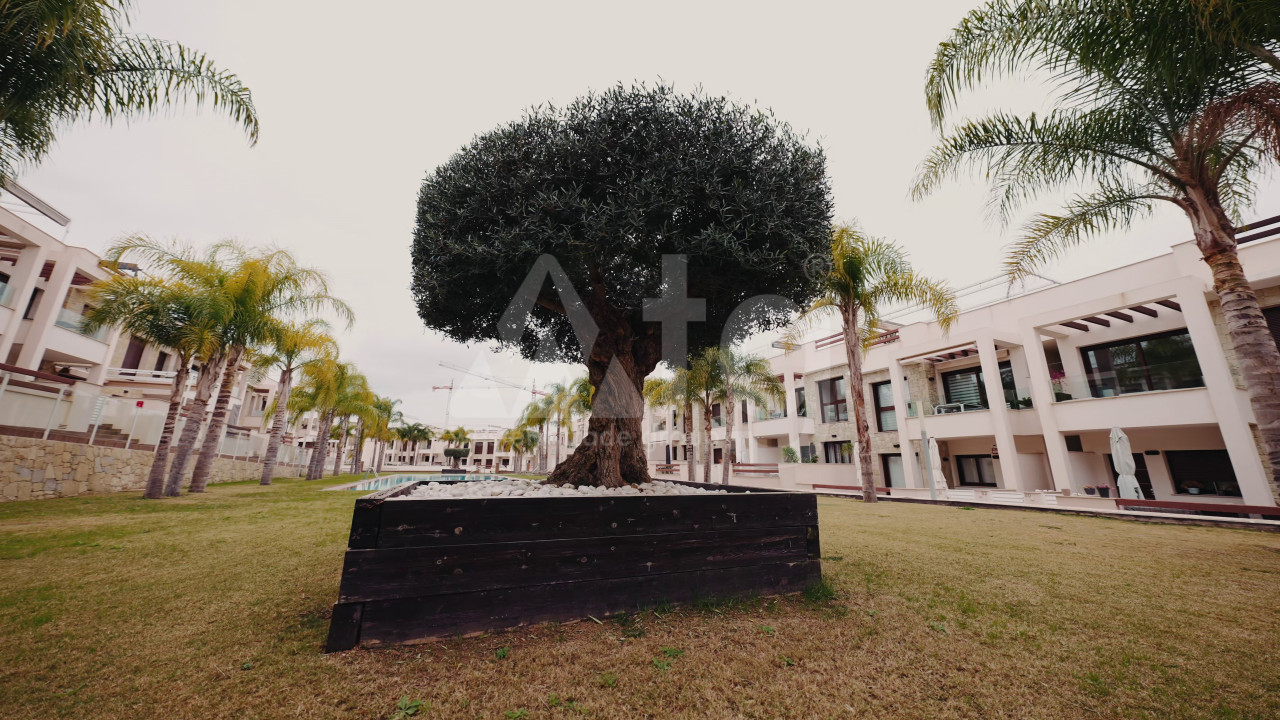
[{"left": 1, "top": 480, "right": 1278, "bottom": 719}]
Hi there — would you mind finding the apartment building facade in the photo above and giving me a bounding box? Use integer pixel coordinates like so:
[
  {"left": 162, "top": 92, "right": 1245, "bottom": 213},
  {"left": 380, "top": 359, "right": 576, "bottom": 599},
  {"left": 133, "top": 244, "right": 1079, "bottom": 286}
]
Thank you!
[{"left": 644, "top": 223, "right": 1280, "bottom": 510}]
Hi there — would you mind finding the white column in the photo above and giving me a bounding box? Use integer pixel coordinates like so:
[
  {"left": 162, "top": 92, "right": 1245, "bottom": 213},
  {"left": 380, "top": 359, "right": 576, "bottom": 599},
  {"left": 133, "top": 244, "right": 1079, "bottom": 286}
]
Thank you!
[
  {"left": 15, "top": 257, "right": 76, "bottom": 369},
  {"left": 86, "top": 327, "right": 123, "bottom": 385},
  {"left": 889, "top": 357, "right": 923, "bottom": 489},
  {"left": 1176, "top": 280, "right": 1273, "bottom": 506},
  {"left": 1020, "top": 324, "right": 1075, "bottom": 492},
  {"left": 977, "top": 335, "right": 1022, "bottom": 490},
  {"left": 0, "top": 243, "right": 49, "bottom": 362}
]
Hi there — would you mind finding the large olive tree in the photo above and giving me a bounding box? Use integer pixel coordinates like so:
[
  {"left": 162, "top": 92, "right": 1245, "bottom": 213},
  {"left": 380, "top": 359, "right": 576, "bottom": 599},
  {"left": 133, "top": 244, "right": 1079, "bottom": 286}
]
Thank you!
[{"left": 412, "top": 84, "right": 832, "bottom": 487}]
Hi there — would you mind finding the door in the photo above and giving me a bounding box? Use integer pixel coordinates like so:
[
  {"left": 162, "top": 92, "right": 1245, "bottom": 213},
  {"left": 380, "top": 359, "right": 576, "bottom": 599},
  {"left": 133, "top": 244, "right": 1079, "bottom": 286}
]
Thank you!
[
  {"left": 1107, "top": 453, "right": 1154, "bottom": 499},
  {"left": 881, "top": 453, "right": 904, "bottom": 488},
  {"left": 956, "top": 455, "right": 997, "bottom": 486},
  {"left": 121, "top": 336, "right": 145, "bottom": 371}
]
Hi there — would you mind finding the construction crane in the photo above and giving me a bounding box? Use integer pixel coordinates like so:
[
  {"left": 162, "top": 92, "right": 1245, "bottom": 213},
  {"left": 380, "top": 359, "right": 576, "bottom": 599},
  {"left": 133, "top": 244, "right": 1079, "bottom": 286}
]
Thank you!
[{"left": 433, "top": 362, "right": 547, "bottom": 428}]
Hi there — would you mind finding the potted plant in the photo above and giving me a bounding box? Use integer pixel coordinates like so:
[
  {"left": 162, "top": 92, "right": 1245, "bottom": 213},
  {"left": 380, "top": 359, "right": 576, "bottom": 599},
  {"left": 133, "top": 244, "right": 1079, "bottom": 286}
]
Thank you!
[
  {"left": 1182, "top": 480, "right": 1204, "bottom": 495},
  {"left": 1050, "top": 369, "right": 1071, "bottom": 401},
  {"left": 781, "top": 446, "right": 799, "bottom": 463},
  {"left": 1096, "top": 485, "right": 1111, "bottom": 498},
  {"left": 1083, "top": 485, "right": 1097, "bottom": 496}
]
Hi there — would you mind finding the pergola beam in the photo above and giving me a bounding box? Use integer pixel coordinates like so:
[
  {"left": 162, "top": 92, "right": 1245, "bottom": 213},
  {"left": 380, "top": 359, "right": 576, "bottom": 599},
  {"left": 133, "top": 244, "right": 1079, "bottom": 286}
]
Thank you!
[
  {"left": 1104, "top": 311, "right": 1133, "bottom": 323},
  {"left": 1155, "top": 299, "right": 1182, "bottom": 312},
  {"left": 1082, "top": 316, "right": 1111, "bottom": 328},
  {"left": 1129, "top": 305, "right": 1158, "bottom": 317},
  {"left": 1060, "top": 321, "right": 1090, "bottom": 331}
]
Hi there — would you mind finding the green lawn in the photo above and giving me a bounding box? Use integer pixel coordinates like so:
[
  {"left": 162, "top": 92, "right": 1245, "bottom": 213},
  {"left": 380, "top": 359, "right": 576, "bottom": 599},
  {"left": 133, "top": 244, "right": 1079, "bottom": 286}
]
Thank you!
[{"left": 1, "top": 479, "right": 1278, "bottom": 719}]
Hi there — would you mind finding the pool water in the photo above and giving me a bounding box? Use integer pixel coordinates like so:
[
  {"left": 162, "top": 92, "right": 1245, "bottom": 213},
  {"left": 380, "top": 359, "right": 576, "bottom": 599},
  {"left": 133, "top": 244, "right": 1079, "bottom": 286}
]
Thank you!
[{"left": 344, "top": 474, "right": 511, "bottom": 492}]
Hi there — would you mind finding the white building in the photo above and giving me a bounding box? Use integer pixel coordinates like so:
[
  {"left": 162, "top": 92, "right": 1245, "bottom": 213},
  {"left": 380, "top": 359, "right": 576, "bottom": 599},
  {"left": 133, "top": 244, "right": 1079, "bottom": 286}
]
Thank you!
[{"left": 644, "top": 219, "right": 1280, "bottom": 512}]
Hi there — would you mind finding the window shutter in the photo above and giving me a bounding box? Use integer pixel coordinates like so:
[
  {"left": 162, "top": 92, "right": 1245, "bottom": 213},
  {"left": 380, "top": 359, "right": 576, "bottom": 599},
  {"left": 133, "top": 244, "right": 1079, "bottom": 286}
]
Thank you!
[{"left": 944, "top": 370, "right": 983, "bottom": 406}]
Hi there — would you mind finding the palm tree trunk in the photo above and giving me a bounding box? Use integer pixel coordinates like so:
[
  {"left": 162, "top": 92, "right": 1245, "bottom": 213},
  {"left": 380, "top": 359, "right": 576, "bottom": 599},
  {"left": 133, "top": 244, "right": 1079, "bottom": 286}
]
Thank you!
[
  {"left": 554, "top": 417, "right": 563, "bottom": 469},
  {"left": 702, "top": 405, "right": 713, "bottom": 484},
  {"left": 307, "top": 410, "right": 334, "bottom": 480},
  {"left": 190, "top": 347, "right": 244, "bottom": 493},
  {"left": 843, "top": 307, "right": 877, "bottom": 502},
  {"left": 721, "top": 395, "right": 736, "bottom": 485},
  {"left": 165, "top": 350, "right": 224, "bottom": 495},
  {"left": 351, "top": 420, "right": 364, "bottom": 474},
  {"left": 1191, "top": 208, "right": 1280, "bottom": 494},
  {"left": 376, "top": 441, "right": 385, "bottom": 473},
  {"left": 539, "top": 422, "right": 548, "bottom": 472},
  {"left": 333, "top": 417, "right": 348, "bottom": 477},
  {"left": 144, "top": 363, "right": 190, "bottom": 499},
  {"left": 260, "top": 366, "right": 293, "bottom": 485},
  {"left": 683, "top": 402, "right": 695, "bottom": 483}
]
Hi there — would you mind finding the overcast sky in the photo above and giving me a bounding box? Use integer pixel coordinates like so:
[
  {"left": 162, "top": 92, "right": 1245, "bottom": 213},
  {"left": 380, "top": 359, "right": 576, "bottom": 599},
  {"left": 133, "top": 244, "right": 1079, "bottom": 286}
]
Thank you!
[{"left": 16, "top": 1, "right": 1280, "bottom": 428}]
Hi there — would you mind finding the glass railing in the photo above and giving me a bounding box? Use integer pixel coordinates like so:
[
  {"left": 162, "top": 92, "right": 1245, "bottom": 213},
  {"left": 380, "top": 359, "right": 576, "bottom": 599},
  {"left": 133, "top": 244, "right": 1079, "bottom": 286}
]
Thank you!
[
  {"left": 1050, "top": 362, "right": 1205, "bottom": 401},
  {"left": 54, "top": 307, "right": 109, "bottom": 342},
  {"left": 754, "top": 408, "right": 787, "bottom": 421},
  {"left": 905, "top": 392, "right": 1033, "bottom": 418},
  {"left": 711, "top": 416, "right": 724, "bottom": 428},
  {"left": 0, "top": 279, "right": 13, "bottom": 308}
]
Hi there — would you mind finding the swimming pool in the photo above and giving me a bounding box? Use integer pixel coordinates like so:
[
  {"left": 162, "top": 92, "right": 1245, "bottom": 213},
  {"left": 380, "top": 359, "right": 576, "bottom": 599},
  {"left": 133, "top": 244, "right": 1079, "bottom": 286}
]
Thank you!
[{"left": 338, "top": 474, "right": 511, "bottom": 492}]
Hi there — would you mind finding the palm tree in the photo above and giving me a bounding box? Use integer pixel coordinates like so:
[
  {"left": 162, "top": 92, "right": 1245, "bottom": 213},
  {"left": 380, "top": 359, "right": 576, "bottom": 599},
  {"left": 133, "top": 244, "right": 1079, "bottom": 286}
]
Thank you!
[
  {"left": 81, "top": 276, "right": 220, "bottom": 499},
  {"left": 643, "top": 368, "right": 701, "bottom": 483},
  {"left": 0, "top": 0, "right": 258, "bottom": 181},
  {"left": 915, "top": 0, "right": 1280, "bottom": 491},
  {"left": 367, "top": 396, "right": 404, "bottom": 473},
  {"left": 290, "top": 358, "right": 368, "bottom": 480},
  {"left": 440, "top": 426, "right": 472, "bottom": 469},
  {"left": 711, "top": 349, "right": 786, "bottom": 485},
  {"left": 104, "top": 238, "right": 353, "bottom": 493},
  {"left": 258, "top": 320, "right": 336, "bottom": 485},
  {"left": 396, "top": 423, "right": 435, "bottom": 466},
  {"left": 518, "top": 394, "right": 555, "bottom": 472},
  {"left": 499, "top": 426, "right": 539, "bottom": 473},
  {"left": 688, "top": 348, "right": 725, "bottom": 485},
  {"left": 785, "top": 225, "right": 957, "bottom": 502}
]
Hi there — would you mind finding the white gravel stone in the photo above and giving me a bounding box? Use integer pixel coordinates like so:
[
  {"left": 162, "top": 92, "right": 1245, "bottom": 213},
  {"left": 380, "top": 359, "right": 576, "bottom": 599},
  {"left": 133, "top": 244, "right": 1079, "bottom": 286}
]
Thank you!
[{"left": 392, "top": 477, "right": 731, "bottom": 500}]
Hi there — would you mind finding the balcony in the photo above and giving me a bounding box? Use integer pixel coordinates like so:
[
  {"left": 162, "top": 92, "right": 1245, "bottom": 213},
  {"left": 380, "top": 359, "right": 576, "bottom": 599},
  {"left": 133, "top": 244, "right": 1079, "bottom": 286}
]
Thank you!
[
  {"left": 54, "top": 307, "right": 109, "bottom": 343},
  {"left": 1049, "top": 361, "right": 1204, "bottom": 402}
]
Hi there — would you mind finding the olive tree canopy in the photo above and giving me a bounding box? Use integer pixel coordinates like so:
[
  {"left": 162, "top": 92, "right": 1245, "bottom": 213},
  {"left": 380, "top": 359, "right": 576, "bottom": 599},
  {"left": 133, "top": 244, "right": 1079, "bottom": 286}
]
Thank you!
[{"left": 412, "top": 84, "right": 832, "bottom": 486}]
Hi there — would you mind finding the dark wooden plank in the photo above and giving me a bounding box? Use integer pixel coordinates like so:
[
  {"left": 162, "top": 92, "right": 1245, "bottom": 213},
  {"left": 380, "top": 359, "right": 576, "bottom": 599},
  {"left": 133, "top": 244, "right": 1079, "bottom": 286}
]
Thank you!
[
  {"left": 1155, "top": 299, "right": 1182, "bottom": 312},
  {"left": 347, "top": 502, "right": 382, "bottom": 549},
  {"left": 357, "top": 560, "right": 822, "bottom": 645},
  {"left": 324, "top": 602, "right": 363, "bottom": 653},
  {"left": 1105, "top": 311, "right": 1133, "bottom": 323},
  {"left": 1060, "top": 321, "right": 1090, "bottom": 331},
  {"left": 338, "top": 527, "right": 811, "bottom": 602},
  {"left": 374, "top": 492, "right": 818, "bottom": 549},
  {"left": 1082, "top": 316, "right": 1111, "bottom": 327},
  {"left": 1129, "top": 305, "right": 1158, "bottom": 317}
]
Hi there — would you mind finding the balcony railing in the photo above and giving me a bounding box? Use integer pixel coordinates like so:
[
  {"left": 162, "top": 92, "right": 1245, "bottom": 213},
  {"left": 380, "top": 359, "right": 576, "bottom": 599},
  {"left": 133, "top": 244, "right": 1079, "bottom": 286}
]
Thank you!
[
  {"left": 53, "top": 307, "right": 109, "bottom": 342},
  {"left": 711, "top": 416, "right": 725, "bottom": 428},
  {"left": 754, "top": 408, "right": 787, "bottom": 421},
  {"left": 0, "top": 279, "right": 13, "bottom": 308},
  {"left": 1050, "top": 362, "right": 1205, "bottom": 401},
  {"left": 107, "top": 368, "right": 179, "bottom": 383}
]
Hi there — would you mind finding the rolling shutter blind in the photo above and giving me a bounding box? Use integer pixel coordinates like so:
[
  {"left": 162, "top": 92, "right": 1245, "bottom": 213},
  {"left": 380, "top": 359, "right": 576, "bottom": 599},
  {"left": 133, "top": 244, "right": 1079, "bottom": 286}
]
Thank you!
[{"left": 943, "top": 369, "right": 983, "bottom": 406}]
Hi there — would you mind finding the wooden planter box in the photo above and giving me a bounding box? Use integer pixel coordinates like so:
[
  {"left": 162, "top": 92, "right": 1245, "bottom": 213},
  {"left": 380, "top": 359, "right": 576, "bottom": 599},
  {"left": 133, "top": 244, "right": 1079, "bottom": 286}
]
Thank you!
[{"left": 325, "top": 480, "right": 821, "bottom": 652}]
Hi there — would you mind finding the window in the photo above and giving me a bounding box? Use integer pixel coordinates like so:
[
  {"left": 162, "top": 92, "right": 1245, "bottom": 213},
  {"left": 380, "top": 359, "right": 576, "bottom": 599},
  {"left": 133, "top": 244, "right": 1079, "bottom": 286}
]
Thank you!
[
  {"left": 795, "top": 387, "right": 807, "bottom": 417},
  {"left": 817, "top": 378, "right": 848, "bottom": 423},
  {"left": 120, "top": 336, "right": 145, "bottom": 371},
  {"left": 872, "top": 381, "right": 896, "bottom": 431},
  {"left": 955, "top": 455, "right": 997, "bottom": 486},
  {"left": 881, "top": 454, "right": 904, "bottom": 488},
  {"left": 940, "top": 361, "right": 1016, "bottom": 411},
  {"left": 800, "top": 444, "right": 814, "bottom": 462},
  {"left": 823, "top": 441, "right": 852, "bottom": 464},
  {"left": 741, "top": 402, "right": 748, "bottom": 423},
  {"left": 486, "top": 441, "right": 494, "bottom": 454},
  {"left": 1165, "top": 450, "right": 1240, "bottom": 496},
  {"left": 154, "top": 351, "right": 169, "bottom": 372},
  {"left": 711, "top": 403, "right": 724, "bottom": 428},
  {"left": 1081, "top": 330, "right": 1203, "bottom": 397},
  {"left": 1065, "top": 435, "right": 1084, "bottom": 452}
]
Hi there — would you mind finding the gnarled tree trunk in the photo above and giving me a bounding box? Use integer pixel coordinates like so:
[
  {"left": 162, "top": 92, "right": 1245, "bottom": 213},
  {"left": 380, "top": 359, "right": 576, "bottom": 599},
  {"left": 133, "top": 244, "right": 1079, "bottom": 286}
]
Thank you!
[
  {"left": 843, "top": 307, "right": 877, "bottom": 502},
  {"left": 260, "top": 366, "right": 293, "bottom": 485},
  {"left": 702, "top": 401, "right": 713, "bottom": 484},
  {"left": 332, "top": 417, "right": 348, "bottom": 477},
  {"left": 165, "top": 350, "right": 225, "bottom": 496},
  {"left": 1186, "top": 195, "right": 1280, "bottom": 494},
  {"left": 190, "top": 347, "right": 244, "bottom": 493},
  {"left": 546, "top": 322, "right": 658, "bottom": 488},
  {"left": 144, "top": 362, "right": 190, "bottom": 499}
]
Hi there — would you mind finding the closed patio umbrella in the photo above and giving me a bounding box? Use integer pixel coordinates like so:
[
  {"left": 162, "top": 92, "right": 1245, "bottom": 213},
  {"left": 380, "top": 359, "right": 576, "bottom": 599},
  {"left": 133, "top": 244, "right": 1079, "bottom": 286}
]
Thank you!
[
  {"left": 928, "top": 437, "right": 948, "bottom": 492},
  {"left": 1110, "top": 427, "right": 1143, "bottom": 500}
]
